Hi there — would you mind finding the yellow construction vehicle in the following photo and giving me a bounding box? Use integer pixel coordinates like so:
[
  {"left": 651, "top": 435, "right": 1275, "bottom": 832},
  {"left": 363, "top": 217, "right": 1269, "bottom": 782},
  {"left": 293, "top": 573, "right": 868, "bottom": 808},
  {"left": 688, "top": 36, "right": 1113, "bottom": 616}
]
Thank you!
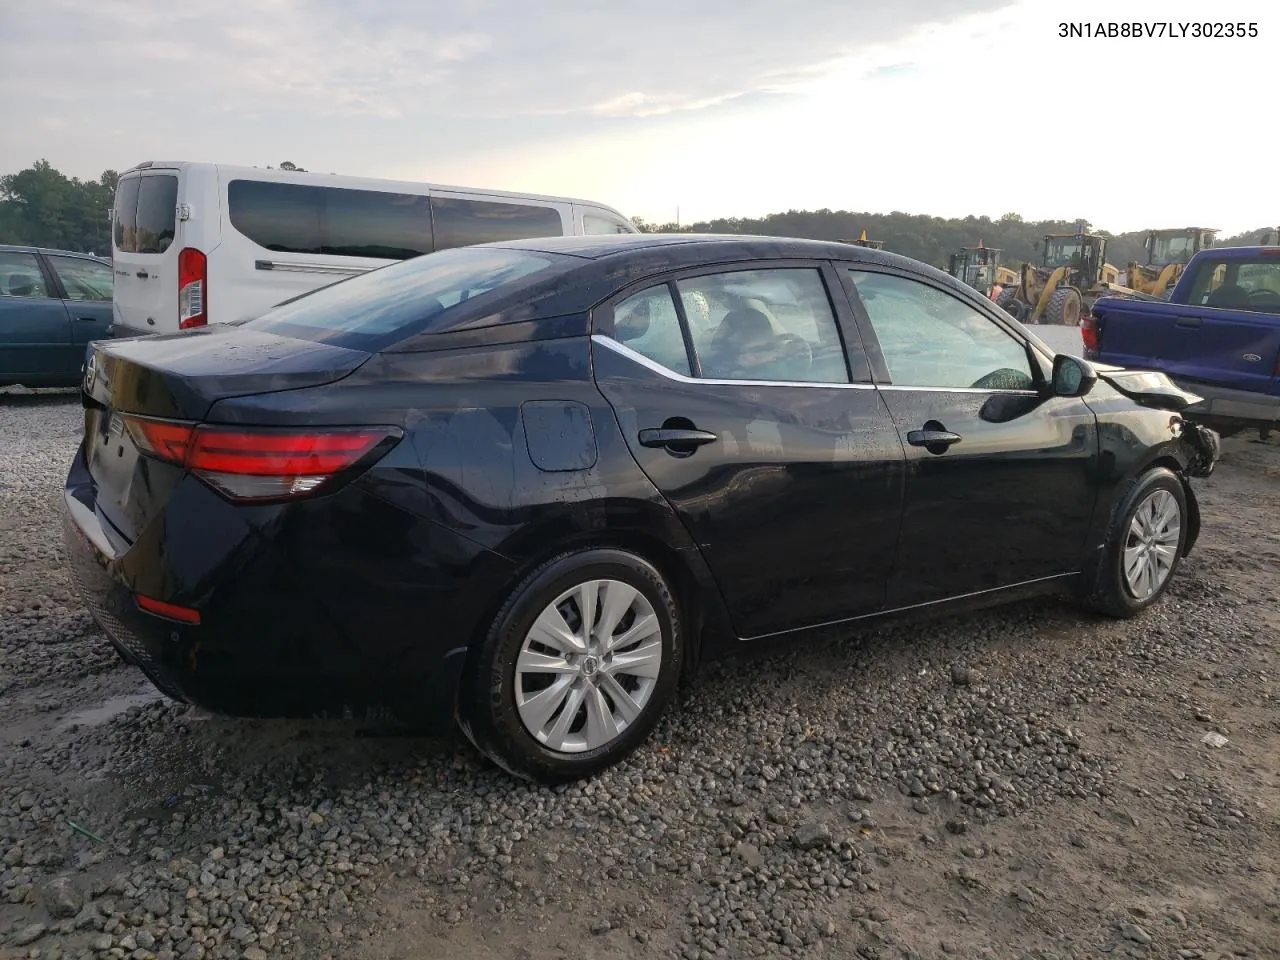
[
  {"left": 1000, "top": 224, "right": 1123, "bottom": 325},
  {"left": 1125, "top": 227, "right": 1217, "bottom": 299},
  {"left": 838, "top": 229, "right": 885, "bottom": 250},
  {"left": 946, "top": 241, "right": 1008, "bottom": 297}
]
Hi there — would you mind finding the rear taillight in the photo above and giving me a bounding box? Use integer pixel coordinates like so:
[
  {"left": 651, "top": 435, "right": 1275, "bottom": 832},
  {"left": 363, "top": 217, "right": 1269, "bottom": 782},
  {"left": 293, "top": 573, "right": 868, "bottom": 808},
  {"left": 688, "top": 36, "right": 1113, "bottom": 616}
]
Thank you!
[
  {"left": 178, "top": 248, "right": 207, "bottom": 329},
  {"left": 1081, "top": 311, "right": 1100, "bottom": 358},
  {"left": 122, "top": 416, "right": 399, "bottom": 501}
]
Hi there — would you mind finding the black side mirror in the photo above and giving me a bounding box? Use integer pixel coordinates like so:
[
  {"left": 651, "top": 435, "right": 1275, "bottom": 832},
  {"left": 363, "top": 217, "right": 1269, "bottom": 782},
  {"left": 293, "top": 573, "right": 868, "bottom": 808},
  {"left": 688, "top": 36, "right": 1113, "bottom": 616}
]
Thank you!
[{"left": 1051, "top": 353, "right": 1098, "bottom": 397}]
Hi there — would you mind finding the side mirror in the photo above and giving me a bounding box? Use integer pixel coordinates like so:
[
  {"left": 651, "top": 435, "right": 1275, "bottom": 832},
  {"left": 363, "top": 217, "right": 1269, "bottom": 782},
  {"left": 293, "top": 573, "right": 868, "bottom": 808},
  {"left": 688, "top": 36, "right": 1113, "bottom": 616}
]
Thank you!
[{"left": 1051, "top": 353, "right": 1098, "bottom": 397}]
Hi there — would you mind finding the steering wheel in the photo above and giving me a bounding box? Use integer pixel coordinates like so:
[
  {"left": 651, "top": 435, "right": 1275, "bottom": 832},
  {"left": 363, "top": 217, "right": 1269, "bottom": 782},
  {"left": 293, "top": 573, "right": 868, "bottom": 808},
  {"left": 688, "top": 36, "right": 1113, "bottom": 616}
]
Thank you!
[{"left": 1247, "top": 289, "right": 1280, "bottom": 305}]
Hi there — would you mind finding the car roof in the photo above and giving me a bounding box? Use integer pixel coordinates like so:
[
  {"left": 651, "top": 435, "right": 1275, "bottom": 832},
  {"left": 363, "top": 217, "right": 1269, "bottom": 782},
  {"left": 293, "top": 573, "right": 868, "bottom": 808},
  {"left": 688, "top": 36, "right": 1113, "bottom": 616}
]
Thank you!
[{"left": 0, "top": 243, "right": 109, "bottom": 262}]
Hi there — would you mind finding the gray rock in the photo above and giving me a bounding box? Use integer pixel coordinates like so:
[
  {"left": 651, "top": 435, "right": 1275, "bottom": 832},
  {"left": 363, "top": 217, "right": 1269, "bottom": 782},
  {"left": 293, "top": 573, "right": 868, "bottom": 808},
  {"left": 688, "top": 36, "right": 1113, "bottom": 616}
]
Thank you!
[
  {"left": 1120, "top": 922, "right": 1152, "bottom": 944},
  {"left": 41, "top": 876, "right": 84, "bottom": 919},
  {"left": 793, "top": 821, "right": 831, "bottom": 850},
  {"left": 12, "top": 923, "right": 47, "bottom": 946}
]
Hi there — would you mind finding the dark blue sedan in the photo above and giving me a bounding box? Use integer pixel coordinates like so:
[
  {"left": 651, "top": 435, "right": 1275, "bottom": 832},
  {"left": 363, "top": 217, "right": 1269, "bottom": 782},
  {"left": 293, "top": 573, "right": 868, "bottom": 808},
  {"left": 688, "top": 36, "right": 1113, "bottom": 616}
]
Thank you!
[{"left": 0, "top": 244, "right": 113, "bottom": 388}]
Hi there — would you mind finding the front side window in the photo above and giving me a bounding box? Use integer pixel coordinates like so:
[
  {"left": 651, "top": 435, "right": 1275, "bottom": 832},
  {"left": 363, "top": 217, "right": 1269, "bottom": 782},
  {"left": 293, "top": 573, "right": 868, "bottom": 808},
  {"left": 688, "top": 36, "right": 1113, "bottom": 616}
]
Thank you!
[
  {"left": 608, "top": 285, "right": 691, "bottom": 376},
  {"left": 675, "top": 268, "right": 853, "bottom": 383},
  {"left": 431, "top": 197, "right": 564, "bottom": 251},
  {"left": 583, "top": 211, "right": 635, "bottom": 235},
  {"left": 848, "top": 270, "right": 1035, "bottom": 391},
  {"left": 0, "top": 252, "right": 50, "bottom": 299}
]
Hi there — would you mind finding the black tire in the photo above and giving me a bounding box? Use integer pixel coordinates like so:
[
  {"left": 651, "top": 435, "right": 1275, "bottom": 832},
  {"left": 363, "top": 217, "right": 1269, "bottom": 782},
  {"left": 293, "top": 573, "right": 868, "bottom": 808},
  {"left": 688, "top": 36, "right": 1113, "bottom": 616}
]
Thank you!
[
  {"left": 1045, "top": 286, "right": 1083, "bottom": 326},
  {"left": 995, "top": 287, "right": 1020, "bottom": 310},
  {"left": 1083, "top": 467, "right": 1188, "bottom": 619},
  {"left": 458, "top": 548, "right": 684, "bottom": 783}
]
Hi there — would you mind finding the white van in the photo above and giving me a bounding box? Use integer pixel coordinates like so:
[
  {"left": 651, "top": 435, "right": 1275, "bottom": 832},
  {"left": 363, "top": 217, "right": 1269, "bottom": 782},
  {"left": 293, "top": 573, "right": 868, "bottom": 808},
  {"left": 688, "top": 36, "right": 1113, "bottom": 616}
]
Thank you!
[{"left": 107, "top": 162, "right": 638, "bottom": 337}]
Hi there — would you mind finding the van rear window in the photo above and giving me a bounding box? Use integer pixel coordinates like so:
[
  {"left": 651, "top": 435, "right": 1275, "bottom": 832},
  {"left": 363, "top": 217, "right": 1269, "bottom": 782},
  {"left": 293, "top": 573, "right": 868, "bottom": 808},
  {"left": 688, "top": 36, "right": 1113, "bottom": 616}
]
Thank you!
[
  {"left": 241, "top": 246, "right": 570, "bottom": 350},
  {"left": 113, "top": 175, "right": 177, "bottom": 254}
]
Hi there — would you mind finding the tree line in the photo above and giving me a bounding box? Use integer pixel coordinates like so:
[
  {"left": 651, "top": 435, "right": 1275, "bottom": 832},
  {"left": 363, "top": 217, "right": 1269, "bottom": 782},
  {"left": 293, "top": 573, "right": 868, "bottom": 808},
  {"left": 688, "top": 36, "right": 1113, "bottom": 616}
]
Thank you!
[{"left": 0, "top": 159, "right": 1271, "bottom": 269}]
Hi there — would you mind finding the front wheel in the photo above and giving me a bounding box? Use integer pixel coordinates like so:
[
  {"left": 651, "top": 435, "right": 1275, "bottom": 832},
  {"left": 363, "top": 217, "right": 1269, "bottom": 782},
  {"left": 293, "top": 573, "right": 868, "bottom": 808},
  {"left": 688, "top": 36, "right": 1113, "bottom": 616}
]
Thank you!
[
  {"left": 1083, "top": 467, "right": 1188, "bottom": 619},
  {"left": 459, "top": 549, "right": 684, "bottom": 782}
]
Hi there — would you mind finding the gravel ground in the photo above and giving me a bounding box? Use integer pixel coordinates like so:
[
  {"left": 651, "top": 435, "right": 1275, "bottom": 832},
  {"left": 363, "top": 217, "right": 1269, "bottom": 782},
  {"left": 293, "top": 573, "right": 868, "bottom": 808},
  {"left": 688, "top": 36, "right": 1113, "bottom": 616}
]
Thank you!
[{"left": 1, "top": 388, "right": 1277, "bottom": 960}]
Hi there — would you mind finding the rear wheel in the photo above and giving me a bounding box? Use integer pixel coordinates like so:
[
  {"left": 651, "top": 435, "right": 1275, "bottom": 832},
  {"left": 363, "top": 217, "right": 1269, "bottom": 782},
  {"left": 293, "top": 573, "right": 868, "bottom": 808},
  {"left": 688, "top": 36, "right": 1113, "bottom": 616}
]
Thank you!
[
  {"left": 459, "top": 549, "right": 683, "bottom": 782},
  {"left": 1045, "top": 286, "right": 1083, "bottom": 326},
  {"left": 1083, "top": 467, "right": 1187, "bottom": 619}
]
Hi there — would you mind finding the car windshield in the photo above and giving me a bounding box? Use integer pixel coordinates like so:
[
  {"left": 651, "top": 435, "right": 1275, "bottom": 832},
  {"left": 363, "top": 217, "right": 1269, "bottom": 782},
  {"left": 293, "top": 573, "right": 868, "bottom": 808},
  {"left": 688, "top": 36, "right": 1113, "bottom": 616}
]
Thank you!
[{"left": 242, "top": 246, "right": 570, "bottom": 350}]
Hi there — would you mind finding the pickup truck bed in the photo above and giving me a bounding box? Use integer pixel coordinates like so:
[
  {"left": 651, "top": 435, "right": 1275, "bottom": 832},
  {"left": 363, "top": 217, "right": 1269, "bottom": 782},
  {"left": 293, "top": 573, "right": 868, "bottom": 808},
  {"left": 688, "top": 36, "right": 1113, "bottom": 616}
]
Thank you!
[{"left": 1085, "top": 246, "right": 1280, "bottom": 436}]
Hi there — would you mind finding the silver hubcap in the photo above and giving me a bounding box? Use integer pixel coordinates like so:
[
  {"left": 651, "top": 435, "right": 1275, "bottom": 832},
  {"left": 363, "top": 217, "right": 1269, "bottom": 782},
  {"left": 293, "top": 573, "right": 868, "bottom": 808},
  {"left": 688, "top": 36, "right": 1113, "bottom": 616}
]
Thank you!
[
  {"left": 1123, "top": 488, "right": 1181, "bottom": 600},
  {"left": 515, "top": 578, "right": 663, "bottom": 754}
]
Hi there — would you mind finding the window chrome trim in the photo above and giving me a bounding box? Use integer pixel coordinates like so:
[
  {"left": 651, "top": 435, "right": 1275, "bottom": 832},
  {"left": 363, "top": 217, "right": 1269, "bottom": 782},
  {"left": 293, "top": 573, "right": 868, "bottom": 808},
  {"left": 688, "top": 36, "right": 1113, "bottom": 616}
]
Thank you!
[
  {"left": 591, "top": 335, "right": 875, "bottom": 390},
  {"left": 591, "top": 335, "right": 1043, "bottom": 395}
]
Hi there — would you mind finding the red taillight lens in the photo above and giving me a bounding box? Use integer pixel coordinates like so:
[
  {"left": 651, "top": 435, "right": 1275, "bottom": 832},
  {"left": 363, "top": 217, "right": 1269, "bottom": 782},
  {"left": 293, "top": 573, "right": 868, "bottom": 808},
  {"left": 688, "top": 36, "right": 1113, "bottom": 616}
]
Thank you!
[
  {"left": 178, "top": 247, "right": 207, "bottom": 329},
  {"left": 1081, "top": 312, "right": 1100, "bottom": 356},
  {"left": 124, "top": 416, "right": 195, "bottom": 463},
  {"left": 121, "top": 416, "right": 398, "bottom": 501}
]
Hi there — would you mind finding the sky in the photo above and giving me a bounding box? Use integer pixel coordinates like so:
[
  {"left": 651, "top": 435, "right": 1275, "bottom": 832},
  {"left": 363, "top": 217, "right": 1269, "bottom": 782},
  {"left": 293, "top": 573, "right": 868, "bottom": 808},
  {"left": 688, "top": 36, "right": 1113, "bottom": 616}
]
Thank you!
[{"left": 0, "top": 0, "right": 1274, "bottom": 235}]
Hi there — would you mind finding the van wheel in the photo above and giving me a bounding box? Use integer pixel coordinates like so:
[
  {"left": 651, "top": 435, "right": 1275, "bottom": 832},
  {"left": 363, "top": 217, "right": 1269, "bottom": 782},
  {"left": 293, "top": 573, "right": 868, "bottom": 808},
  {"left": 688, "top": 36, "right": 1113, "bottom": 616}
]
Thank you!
[
  {"left": 1083, "top": 467, "right": 1188, "bottom": 619},
  {"left": 458, "top": 549, "right": 683, "bottom": 783}
]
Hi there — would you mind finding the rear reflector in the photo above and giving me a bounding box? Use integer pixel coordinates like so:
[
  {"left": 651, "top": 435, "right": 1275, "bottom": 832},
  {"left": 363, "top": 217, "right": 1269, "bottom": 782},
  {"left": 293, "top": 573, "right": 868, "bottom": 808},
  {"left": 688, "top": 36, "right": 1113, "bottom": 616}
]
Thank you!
[
  {"left": 178, "top": 247, "right": 207, "bottom": 329},
  {"left": 121, "top": 416, "right": 399, "bottom": 501},
  {"left": 135, "top": 594, "right": 201, "bottom": 624}
]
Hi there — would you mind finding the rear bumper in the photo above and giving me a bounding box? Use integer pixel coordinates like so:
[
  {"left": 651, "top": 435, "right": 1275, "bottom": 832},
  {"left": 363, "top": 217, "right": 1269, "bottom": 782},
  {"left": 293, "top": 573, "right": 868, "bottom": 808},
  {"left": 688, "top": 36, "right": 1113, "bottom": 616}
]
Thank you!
[
  {"left": 60, "top": 446, "right": 508, "bottom": 730},
  {"left": 1174, "top": 377, "right": 1280, "bottom": 426}
]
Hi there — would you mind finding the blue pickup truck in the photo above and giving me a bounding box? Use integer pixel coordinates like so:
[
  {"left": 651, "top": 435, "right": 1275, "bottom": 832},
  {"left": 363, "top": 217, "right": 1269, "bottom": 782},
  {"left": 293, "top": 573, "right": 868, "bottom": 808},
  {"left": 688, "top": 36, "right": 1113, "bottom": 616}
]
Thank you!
[{"left": 1085, "top": 245, "right": 1280, "bottom": 438}]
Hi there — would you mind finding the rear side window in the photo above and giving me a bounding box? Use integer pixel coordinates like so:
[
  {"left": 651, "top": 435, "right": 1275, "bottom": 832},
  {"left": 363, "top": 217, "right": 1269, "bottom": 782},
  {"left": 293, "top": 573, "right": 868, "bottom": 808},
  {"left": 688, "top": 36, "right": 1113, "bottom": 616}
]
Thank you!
[
  {"left": 47, "top": 256, "right": 113, "bottom": 301},
  {"left": 243, "top": 246, "right": 568, "bottom": 350},
  {"left": 431, "top": 197, "right": 564, "bottom": 251},
  {"left": 227, "top": 180, "right": 433, "bottom": 260}
]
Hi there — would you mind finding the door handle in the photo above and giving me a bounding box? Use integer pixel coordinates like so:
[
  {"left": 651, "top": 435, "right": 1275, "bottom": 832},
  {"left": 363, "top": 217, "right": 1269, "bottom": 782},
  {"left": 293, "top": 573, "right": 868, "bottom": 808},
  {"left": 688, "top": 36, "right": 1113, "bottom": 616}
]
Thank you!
[
  {"left": 75, "top": 316, "right": 101, "bottom": 323},
  {"left": 1175, "top": 316, "right": 1202, "bottom": 328},
  {"left": 638, "top": 427, "right": 718, "bottom": 450},
  {"left": 907, "top": 426, "right": 962, "bottom": 454},
  {"left": 136, "top": 270, "right": 149, "bottom": 279}
]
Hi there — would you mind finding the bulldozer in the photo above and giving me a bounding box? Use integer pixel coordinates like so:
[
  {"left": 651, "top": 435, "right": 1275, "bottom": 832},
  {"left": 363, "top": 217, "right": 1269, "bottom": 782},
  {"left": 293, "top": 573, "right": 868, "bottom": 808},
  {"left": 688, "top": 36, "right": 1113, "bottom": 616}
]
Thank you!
[
  {"left": 1124, "top": 227, "right": 1217, "bottom": 299},
  {"left": 838, "top": 229, "right": 885, "bottom": 250},
  {"left": 998, "top": 225, "right": 1122, "bottom": 325},
  {"left": 946, "top": 242, "right": 1010, "bottom": 298}
]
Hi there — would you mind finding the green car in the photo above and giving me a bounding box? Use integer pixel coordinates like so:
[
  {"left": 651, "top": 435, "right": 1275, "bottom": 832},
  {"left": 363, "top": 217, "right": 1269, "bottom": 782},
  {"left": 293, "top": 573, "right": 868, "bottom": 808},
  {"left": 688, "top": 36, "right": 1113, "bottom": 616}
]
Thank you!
[{"left": 1, "top": 244, "right": 114, "bottom": 388}]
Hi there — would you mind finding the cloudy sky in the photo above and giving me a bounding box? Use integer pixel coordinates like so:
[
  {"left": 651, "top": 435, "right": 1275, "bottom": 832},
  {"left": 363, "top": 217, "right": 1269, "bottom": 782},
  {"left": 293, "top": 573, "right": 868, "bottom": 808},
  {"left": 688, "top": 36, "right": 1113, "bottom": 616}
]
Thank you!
[{"left": 0, "top": 0, "right": 1272, "bottom": 233}]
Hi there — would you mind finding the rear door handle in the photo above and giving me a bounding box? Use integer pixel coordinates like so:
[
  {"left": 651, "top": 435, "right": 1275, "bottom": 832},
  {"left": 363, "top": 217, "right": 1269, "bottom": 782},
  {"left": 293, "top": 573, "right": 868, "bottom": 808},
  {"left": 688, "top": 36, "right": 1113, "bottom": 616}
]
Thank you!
[
  {"left": 135, "top": 270, "right": 149, "bottom": 279},
  {"left": 638, "top": 427, "right": 718, "bottom": 449},
  {"left": 906, "top": 428, "right": 962, "bottom": 452},
  {"left": 1175, "top": 316, "right": 1202, "bottom": 328}
]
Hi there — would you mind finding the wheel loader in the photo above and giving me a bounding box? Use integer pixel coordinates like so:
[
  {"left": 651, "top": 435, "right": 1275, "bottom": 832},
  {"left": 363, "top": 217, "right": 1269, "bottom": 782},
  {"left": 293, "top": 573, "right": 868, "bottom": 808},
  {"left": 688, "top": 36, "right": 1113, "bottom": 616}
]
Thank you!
[
  {"left": 998, "top": 228, "right": 1124, "bottom": 325},
  {"left": 946, "top": 242, "right": 1009, "bottom": 298},
  {"left": 1124, "top": 228, "right": 1217, "bottom": 299}
]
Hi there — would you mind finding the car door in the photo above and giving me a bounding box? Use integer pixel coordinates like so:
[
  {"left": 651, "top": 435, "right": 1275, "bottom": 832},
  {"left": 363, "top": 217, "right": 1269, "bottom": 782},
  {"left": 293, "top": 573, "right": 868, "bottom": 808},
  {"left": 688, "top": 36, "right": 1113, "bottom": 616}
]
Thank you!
[
  {"left": 42, "top": 253, "right": 114, "bottom": 369},
  {"left": 591, "top": 260, "right": 906, "bottom": 640},
  {"left": 840, "top": 266, "right": 1099, "bottom": 609},
  {"left": 0, "top": 249, "right": 72, "bottom": 383}
]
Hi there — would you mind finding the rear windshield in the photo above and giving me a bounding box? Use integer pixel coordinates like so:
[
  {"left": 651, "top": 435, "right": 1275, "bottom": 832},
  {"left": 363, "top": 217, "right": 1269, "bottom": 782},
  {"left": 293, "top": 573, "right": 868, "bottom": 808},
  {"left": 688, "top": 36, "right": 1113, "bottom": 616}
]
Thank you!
[
  {"left": 241, "top": 246, "right": 570, "bottom": 350},
  {"left": 1183, "top": 256, "right": 1280, "bottom": 313}
]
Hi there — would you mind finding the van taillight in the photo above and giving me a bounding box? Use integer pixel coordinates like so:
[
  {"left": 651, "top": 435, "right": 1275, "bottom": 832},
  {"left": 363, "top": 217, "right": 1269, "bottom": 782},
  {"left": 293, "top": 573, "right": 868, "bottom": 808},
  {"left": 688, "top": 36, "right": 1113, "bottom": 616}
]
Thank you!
[{"left": 178, "top": 248, "right": 206, "bottom": 329}]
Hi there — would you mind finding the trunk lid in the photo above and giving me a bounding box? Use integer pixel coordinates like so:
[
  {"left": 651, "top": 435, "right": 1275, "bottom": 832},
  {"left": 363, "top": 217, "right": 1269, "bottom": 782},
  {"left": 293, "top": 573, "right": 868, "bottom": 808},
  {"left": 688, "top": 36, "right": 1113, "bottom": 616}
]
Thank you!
[{"left": 81, "top": 326, "right": 371, "bottom": 543}]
